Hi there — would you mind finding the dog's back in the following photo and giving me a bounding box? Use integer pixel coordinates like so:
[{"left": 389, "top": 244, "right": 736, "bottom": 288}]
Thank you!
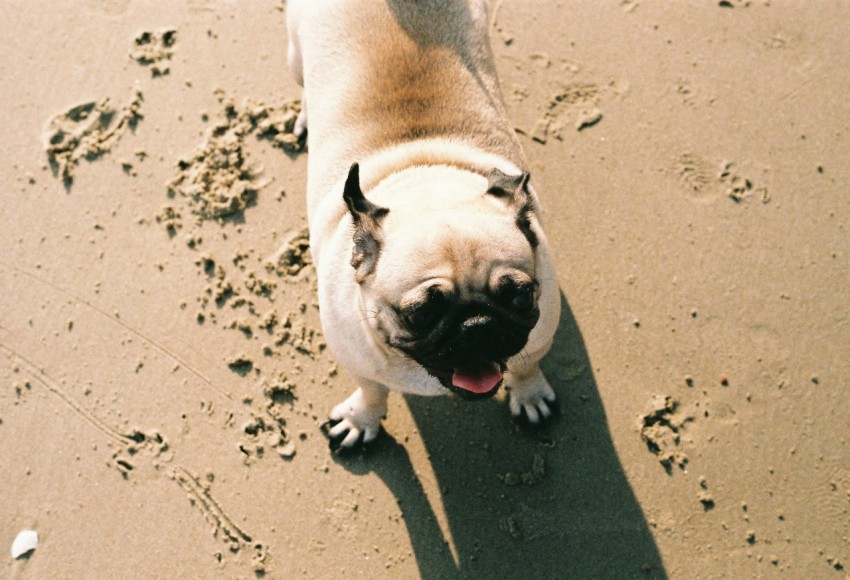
[{"left": 288, "top": 0, "right": 524, "bottom": 209}]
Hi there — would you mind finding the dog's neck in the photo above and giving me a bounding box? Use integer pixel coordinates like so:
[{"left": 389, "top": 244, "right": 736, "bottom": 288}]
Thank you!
[{"left": 358, "top": 138, "right": 524, "bottom": 193}]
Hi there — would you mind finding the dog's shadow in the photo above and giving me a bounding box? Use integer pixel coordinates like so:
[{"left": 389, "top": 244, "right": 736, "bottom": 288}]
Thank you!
[{"left": 332, "top": 293, "right": 667, "bottom": 578}]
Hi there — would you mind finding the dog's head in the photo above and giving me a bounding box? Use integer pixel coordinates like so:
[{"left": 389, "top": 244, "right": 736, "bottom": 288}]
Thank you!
[{"left": 343, "top": 163, "right": 541, "bottom": 399}]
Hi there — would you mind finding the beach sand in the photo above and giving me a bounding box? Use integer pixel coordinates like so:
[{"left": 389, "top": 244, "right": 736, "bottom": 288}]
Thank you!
[{"left": 2, "top": 1, "right": 849, "bottom": 577}]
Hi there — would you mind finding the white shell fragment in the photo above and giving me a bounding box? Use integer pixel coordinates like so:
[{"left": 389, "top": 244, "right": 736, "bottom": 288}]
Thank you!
[{"left": 11, "top": 530, "right": 39, "bottom": 559}]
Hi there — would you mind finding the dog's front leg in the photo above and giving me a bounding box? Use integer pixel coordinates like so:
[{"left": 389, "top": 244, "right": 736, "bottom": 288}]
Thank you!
[
  {"left": 327, "top": 379, "right": 388, "bottom": 448},
  {"left": 286, "top": 14, "right": 308, "bottom": 138}
]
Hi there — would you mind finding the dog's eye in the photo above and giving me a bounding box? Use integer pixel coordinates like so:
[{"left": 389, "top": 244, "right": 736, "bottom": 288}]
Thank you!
[
  {"left": 501, "top": 282, "right": 535, "bottom": 312},
  {"left": 511, "top": 287, "right": 534, "bottom": 310},
  {"left": 405, "top": 308, "right": 436, "bottom": 330},
  {"left": 403, "top": 290, "right": 445, "bottom": 331}
]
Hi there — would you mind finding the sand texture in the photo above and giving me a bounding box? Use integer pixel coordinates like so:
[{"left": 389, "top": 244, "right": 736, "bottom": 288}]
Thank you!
[{"left": 2, "top": 1, "right": 849, "bottom": 578}]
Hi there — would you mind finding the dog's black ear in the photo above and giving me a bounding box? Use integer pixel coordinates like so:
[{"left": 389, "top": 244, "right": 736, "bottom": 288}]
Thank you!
[
  {"left": 343, "top": 163, "right": 389, "bottom": 282},
  {"left": 486, "top": 167, "right": 538, "bottom": 248}
]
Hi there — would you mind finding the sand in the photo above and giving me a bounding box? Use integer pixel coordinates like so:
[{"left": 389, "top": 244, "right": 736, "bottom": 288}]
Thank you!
[{"left": 2, "top": 1, "right": 849, "bottom": 577}]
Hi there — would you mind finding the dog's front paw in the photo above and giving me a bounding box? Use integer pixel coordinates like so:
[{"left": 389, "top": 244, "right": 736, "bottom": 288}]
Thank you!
[
  {"left": 325, "top": 385, "right": 387, "bottom": 449},
  {"left": 507, "top": 370, "right": 557, "bottom": 425}
]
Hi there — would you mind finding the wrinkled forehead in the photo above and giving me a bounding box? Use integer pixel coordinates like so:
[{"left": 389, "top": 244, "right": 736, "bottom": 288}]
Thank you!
[{"left": 375, "top": 207, "right": 535, "bottom": 293}]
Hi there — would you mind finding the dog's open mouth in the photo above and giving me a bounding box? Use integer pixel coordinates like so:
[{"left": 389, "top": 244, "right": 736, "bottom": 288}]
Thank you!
[
  {"left": 428, "top": 362, "right": 504, "bottom": 400},
  {"left": 452, "top": 362, "right": 502, "bottom": 394}
]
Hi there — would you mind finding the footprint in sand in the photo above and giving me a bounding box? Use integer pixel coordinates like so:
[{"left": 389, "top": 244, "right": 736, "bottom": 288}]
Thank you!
[
  {"left": 530, "top": 82, "right": 603, "bottom": 143},
  {"left": 44, "top": 91, "right": 143, "bottom": 188},
  {"left": 131, "top": 29, "right": 178, "bottom": 77},
  {"left": 673, "top": 154, "right": 769, "bottom": 204},
  {"left": 673, "top": 153, "right": 720, "bottom": 203}
]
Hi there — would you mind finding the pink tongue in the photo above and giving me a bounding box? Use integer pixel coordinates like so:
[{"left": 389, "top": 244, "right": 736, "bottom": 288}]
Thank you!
[{"left": 451, "top": 363, "right": 502, "bottom": 394}]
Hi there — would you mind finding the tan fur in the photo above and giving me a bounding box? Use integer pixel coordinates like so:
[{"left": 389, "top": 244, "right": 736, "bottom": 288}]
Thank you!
[{"left": 288, "top": 0, "right": 561, "bottom": 447}]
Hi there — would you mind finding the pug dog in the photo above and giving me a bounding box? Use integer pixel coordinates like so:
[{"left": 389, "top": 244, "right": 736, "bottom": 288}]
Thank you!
[{"left": 287, "top": 0, "right": 561, "bottom": 448}]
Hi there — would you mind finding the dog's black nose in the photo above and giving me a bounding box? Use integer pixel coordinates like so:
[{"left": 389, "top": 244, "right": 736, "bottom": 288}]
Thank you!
[{"left": 460, "top": 315, "right": 494, "bottom": 344}]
